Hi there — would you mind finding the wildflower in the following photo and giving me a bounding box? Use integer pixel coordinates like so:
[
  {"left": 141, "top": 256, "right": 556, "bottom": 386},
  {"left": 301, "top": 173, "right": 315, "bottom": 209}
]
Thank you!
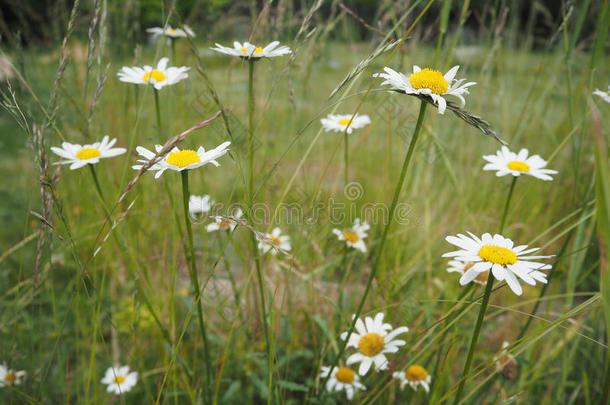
[
  {"left": 442, "top": 232, "right": 552, "bottom": 296},
  {"left": 189, "top": 194, "right": 215, "bottom": 216},
  {"left": 393, "top": 365, "right": 432, "bottom": 393},
  {"left": 50, "top": 135, "right": 126, "bottom": 170},
  {"left": 211, "top": 41, "right": 291, "bottom": 59},
  {"left": 447, "top": 259, "right": 489, "bottom": 286},
  {"left": 257, "top": 227, "right": 291, "bottom": 255},
  {"left": 319, "top": 366, "right": 365, "bottom": 400},
  {"left": 593, "top": 86, "right": 610, "bottom": 103},
  {"left": 494, "top": 341, "right": 518, "bottom": 380},
  {"left": 117, "top": 58, "right": 189, "bottom": 90},
  {"left": 0, "top": 364, "right": 26, "bottom": 387},
  {"left": 146, "top": 25, "right": 195, "bottom": 39},
  {"left": 320, "top": 113, "right": 371, "bottom": 134},
  {"left": 341, "top": 312, "right": 408, "bottom": 375},
  {"left": 332, "top": 218, "right": 370, "bottom": 253},
  {"left": 374, "top": 65, "right": 475, "bottom": 114},
  {"left": 101, "top": 365, "right": 138, "bottom": 394},
  {"left": 482, "top": 146, "right": 557, "bottom": 181},
  {"left": 132, "top": 142, "right": 231, "bottom": 179},
  {"left": 206, "top": 208, "right": 243, "bottom": 232}
]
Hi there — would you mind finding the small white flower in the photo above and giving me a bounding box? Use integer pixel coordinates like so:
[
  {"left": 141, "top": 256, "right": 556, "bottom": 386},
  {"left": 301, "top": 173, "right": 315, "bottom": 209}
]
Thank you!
[
  {"left": 0, "top": 364, "right": 26, "bottom": 387},
  {"left": 593, "top": 85, "right": 610, "bottom": 103},
  {"left": 50, "top": 135, "right": 126, "bottom": 170},
  {"left": 483, "top": 146, "right": 557, "bottom": 181},
  {"left": 494, "top": 341, "right": 518, "bottom": 379},
  {"left": 447, "top": 259, "right": 489, "bottom": 286},
  {"left": 442, "top": 232, "right": 552, "bottom": 296},
  {"left": 257, "top": 227, "right": 291, "bottom": 255},
  {"left": 101, "top": 365, "right": 138, "bottom": 395},
  {"left": 206, "top": 208, "right": 243, "bottom": 232},
  {"left": 189, "top": 194, "right": 215, "bottom": 216},
  {"left": 320, "top": 113, "right": 371, "bottom": 134},
  {"left": 132, "top": 141, "right": 231, "bottom": 179},
  {"left": 319, "top": 366, "right": 365, "bottom": 400},
  {"left": 117, "top": 58, "right": 189, "bottom": 90},
  {"left": 332, "top": 218, "right": 370, "bottom": 253},
  {"left": 341, "top": 312, "right": 409, "bottom": 375},
  {"left": 211, "top": 41, "right": 291, "bottom": 59},
  {"left": 393, "top": 365, "right": 431, "bottom": 393},
  {"left": 374, "top": 65, "right": 476, "bottom": 114},
  {"left": 146, "top": 25, "right": 195, "bottom": 39}
]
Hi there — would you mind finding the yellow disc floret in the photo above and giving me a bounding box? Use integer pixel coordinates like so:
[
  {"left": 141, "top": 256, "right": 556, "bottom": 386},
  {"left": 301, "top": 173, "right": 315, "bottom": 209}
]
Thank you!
[
  {"left": 254, "top": 47, "right": 263, "bottom": 54},
  {"left": 335, "top": 367, "right": 355, "bottom": 384},
  {"left": 166, "top": 150, "right": 201, "bottom": 168},
  {"left": 338, "top": 118, "right": 352, "bottom": 126},
  {"left": 343, "top": 230, "right": 359, "bottom": 243},
  {"left": 114, "top": 375, "right": 125, "bottom": 384},
  {"left": 405, "top": 365, "right": 428, "bottom": 382},
  {"left": 76, "top": 148, "right": 101, "bottom": 160},
  {"left": 142, "top": 69, "right": 166, "bottom": 83},
  {"left": 4, "top": 372, "right": 17, "bottom": 383},
  {"left": 169, "top": 29, "right": 176, "bottom": 35},
  {"left": 409, "top": 68, "right": 449, "bottom": 95},
  {"left": 478, "top": 245, "right": 518, "bottom": 265},
  {"left": 507, "top": 161, "right": 530, "bottom": 172},
  {"left": 268, "top": 236, "right": 281, "bottom": 245},
  {"left": 358, "top": 332, "right": 385, "bottom": 357}
]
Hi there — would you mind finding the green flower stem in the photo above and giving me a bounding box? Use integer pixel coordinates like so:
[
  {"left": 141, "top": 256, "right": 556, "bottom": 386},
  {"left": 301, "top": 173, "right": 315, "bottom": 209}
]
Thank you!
[
  {"left": 248, "top": 59, "right": 255, "bottom": 201},
  {"left": 180, "top": 171, "right": 213, "bottom": 403},
  {"left": 154, "top": 88, "right": 163, "bottom": 143},
  {"left": 452, "top": 176, "right": 517, "bottom": 405},
  {"left": 344, "top": 129, "right": 349, "bottom": 185},
  {"left": 320, "top": 99, "right": 428, "bottom": 397}
]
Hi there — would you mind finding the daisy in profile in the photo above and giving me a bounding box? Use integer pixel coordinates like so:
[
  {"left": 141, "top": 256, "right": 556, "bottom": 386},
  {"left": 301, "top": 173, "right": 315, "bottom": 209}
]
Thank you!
[
  {"left": 0, "top": 364, "right": 26, "bottom": 387},
  {"left": 373, "top": 65, "right": 476, "bottom": 114},
  {"left": 257, "top": 227, "right": 291, "bottom": 255},
  {"left": 320, "top": 113, "right": 371, "bottom": 134},
  {"left": 494, "top": 341, "right": 518, "bottom": 380},
  {"left": 393, "top": 365, "right": 432, "bottom": 393},
  {"left": 101, "top": 365, "right": 138, "bottom": 394},
  {"left": 50, "top": 135, "right": 126, "bottom": 170},
  {"left": 442, "top": 232, "right": 552, "bottom": 296},
  {"left": 132, "top": 141, "right": 231, "bottom": 179},
  {"left": 117, "top": 58, "right": 189, "bottom": 90},
  {"left": 207, "top": 208, "right": 243, "bottom": 232},
  {"left": 447, "top": 259, "right": 489, "bottom": 286},
  {"left": 341, "top": 312, "right": 408, "bottom": 375},
  {"left": 332, "top": 218, "right": 370, "bottom": 253},
  {"left": 319, "top": 365, "right": 365, "bottom": 400},
  {"left": 211, "top": 41, "right": 291, "bottom": 59},
  {"left": 483, "top": 146, "right": 557, "bottom": 181},
  {"left": 593, "top": 85, "right": 610, "bottom": 103},
  {"left": 146, "top": 25, "right": 195, "bottom": 39},
  {"left": 189, "top": 194, "right": 215, "bottom": 217}
]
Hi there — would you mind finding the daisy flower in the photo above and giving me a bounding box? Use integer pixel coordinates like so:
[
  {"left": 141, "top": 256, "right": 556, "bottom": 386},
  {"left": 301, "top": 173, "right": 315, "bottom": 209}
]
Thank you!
[
  {"left": 257, "top": 227, "right": 291, "bottom": 255},
  {"left": 207, "top": 208, "right": 243, "bottom": 232},
  {"left": 117, "top": 58, "right": 189, "bottom": 90},
  {"left": 447, "top": 259, "right": 489, "bottom": 286},
  {"left": 211, "top": 41, "right": 291, "bottom": 59},
  {"left": 146, "top": 25, "right": 195, "bottom": 39},
  {"left": 101, "top": 365, "right": 138, "bottom": 394},
  {"left": 494, "top": 341, "right": 518, "bottom": 379},
  {"left": 319, "top": 366, "right": 365, "bottom": 400},
  {"left": 393, "top": 365, "right": 432, "bottom": 393},
  {"left": 132, "top": 141, "right": 231, "bottom": 179},
  {"left": 0, "top": 364, "right": 26, "bottom": 387},
  {"left": 373, "top": 65, "right": 476, "bottom": 114},
  {"left": 320, "top": 113, "right": 371, "bottom": 134},
  {"left": 50, "top": 135, "right": 126, "bottom": 170},
  {"left": 442, "top": 232, "right": 552, "bottom": 296},
  {"left": 332, "top": 218, "right": 370, "bottom": 253},
  {"left": 482, "top": 146, "right": 557, "bottom": 181},
  {"left": 593, "top": 85, "right": 610, "bottom": 103},
  {"left": 189, "top": 194, "right": 215, "bottom": 217},
  {"left": 341, "top": 312, "right": 409, "bottom": 375}
]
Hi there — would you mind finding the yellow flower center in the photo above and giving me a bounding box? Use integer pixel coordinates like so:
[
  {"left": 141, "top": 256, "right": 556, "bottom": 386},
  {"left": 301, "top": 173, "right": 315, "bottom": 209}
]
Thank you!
[
  {"left": 507, "top": 161, "right": 530, "bottom": 172},
  {"left": 338, "top": 118, "right": 352, "bottom": 126},
  {"left": 478, "top": 245, "right": 517, "bottom": 265},
  {"left": 4, "top": 372, "right": 17, "bottom": 383},
  {"left": 405, "top": 365, "right": 428, "bottom": 382},
  {"left": 114, "top": 375, "right": 125, "bottom": 384},
  {"left": 343, "top": 230, "right": 359, "bottom": 243},
  {"left": 166, "top": 150, "right": 201, "bottom": 168},
  {"left": 219, "top": 219, "right": 232, "bottom": 228},
  {"left": 241, "top": 46, "right": 263, "bottom": 54},
  {"left": 268, "top": 236, "right": 281, "bottom": 245},
  {"left": 169, "top": 29, "right": 176, "bottom": 35},
  {"left": 335, "top": 367, "right": 355, "bottom": 384},
  {"left": 142, "top": 69, "right": 166, "bottom": 83},
  {"left": 358, "top": 332, "right": 385, "bottom": 357},
  {"left": 409, "top": 68, "right": 449, "bottom": 95},
  {"left": 76, "top": 148, "right": 101, "bottom": 160}
]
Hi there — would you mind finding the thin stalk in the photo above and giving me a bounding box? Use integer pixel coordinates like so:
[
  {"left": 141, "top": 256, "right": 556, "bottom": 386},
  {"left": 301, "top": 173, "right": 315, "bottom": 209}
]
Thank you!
[
  {"left": 320, "top": 99, "right": 428, "bottom": 397},
  {"left": 180, "top": 171, "right": 212, "bottom": 403},
  {"left": 344, "top": 130, "right": 349, "bottom": 185},
  {"left": 154, "top": 88, "right": 163, "bottom": 142},
  {"left": 452, "top": 177, "right": 517, "bottom": 405},
  {"left": 248, "top": 59, "right": 255, "bottom": 202}
]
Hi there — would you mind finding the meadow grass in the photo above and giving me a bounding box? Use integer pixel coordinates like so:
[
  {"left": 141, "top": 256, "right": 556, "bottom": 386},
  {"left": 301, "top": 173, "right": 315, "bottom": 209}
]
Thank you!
[{"left": 0, "top": 2, "right": 609, "bottom": 404}]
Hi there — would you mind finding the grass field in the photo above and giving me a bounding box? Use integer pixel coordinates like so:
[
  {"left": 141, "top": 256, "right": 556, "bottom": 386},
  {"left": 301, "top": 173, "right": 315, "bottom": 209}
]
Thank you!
[{"left": 1, "top": 1, "right": 610, "bottom": 404}]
